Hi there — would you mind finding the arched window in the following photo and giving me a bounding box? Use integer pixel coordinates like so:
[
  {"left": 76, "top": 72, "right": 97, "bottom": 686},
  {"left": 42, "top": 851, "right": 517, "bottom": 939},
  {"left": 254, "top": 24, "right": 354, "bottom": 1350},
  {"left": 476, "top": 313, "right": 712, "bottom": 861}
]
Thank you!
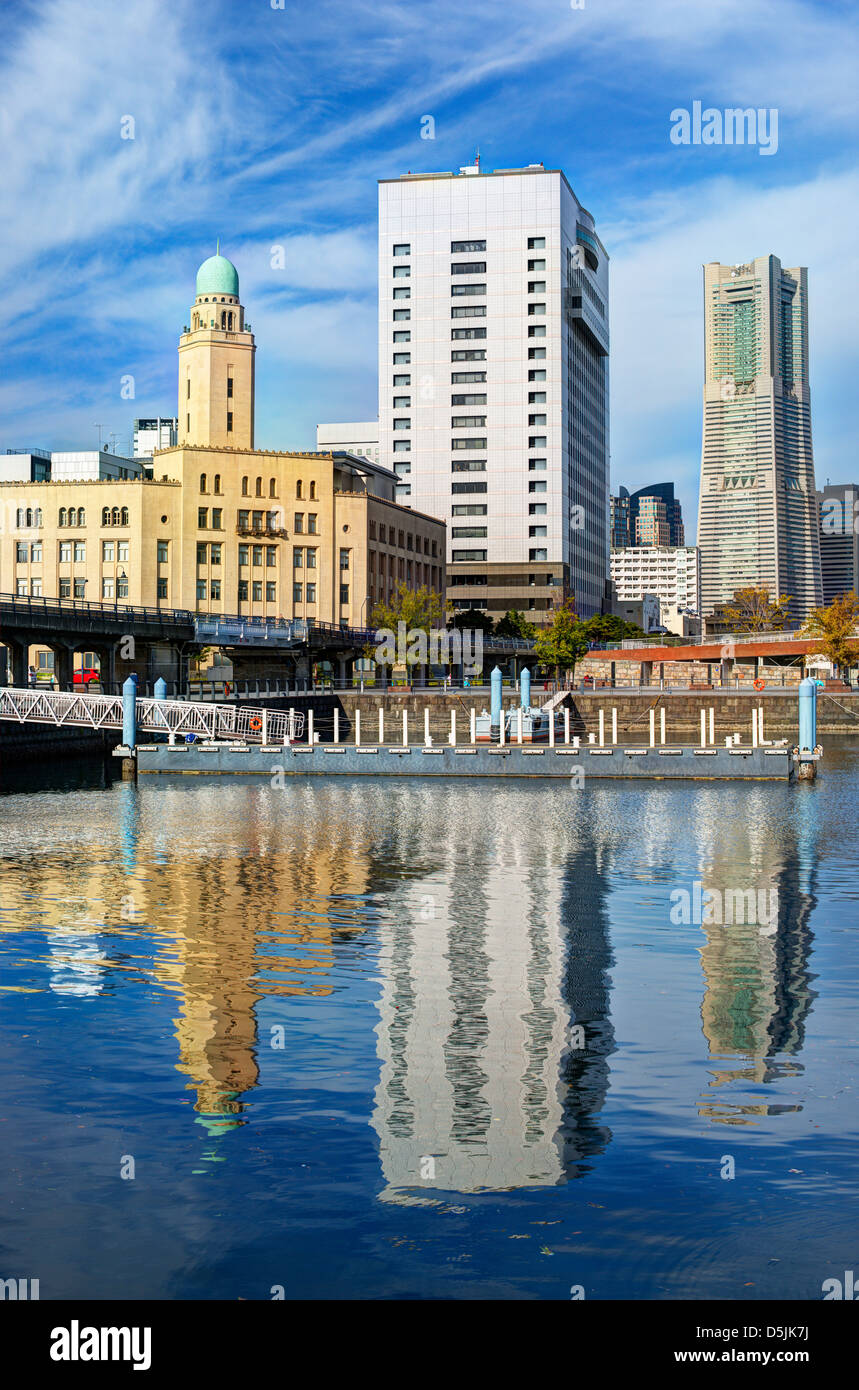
[
  {"left": 214, "top": 474, "right": 221, "bottom": 494},
  {"left": 78, "top": 508, "right": 85, "bottom": 526},
  {"left": 111, "top": 507, "right": 120, "bottom": 526},
  {"left": 228, "top": 311, "right": 234, "bottom": 330},
  {"left": 35, "top": 508, "right": 42, "bottom": 527},
  {"left": 16, "top": 508, "right": 24, "bottom": 527},
  {"left": 69, "top": 507, "right": 78, "bottom": 527},
  {"left": 255, "top": 477, "right": 262, "bottom": 497},
  {"left": 200, "top": 473, "right": 207, "bottom": 493},
  {"left": 102, "top": 507, "right": 110, "bottom": 526},
  {"left": 25, "top": 508, "right": 33, "bottom": 527},
  {"left": 309, "top": 480, "right": 316, "bottom": 500},
  {"left": 120, "top": 508, "right": 129, "bottom": 526},
  {"left": 269, "top": 478, "right": 276, "bottom": 497},
  {"left": 296, "top": 479, "right": 303, "bottom": 499},
  {"left": 59, "top": 508, "right": 68, "bottom": 527},
  {"left": 241, "top": 476, "right": 249, "bottom": 496}
]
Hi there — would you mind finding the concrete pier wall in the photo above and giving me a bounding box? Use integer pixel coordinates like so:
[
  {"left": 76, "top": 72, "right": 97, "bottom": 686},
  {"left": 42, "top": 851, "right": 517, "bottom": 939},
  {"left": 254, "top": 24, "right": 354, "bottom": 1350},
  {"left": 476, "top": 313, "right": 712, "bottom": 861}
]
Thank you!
[
  {"left": 241, "top": 689, "right": 857, "bottom": 740},
  {"left": 137, "top": 742, "right": 793, "bottom": 781}
]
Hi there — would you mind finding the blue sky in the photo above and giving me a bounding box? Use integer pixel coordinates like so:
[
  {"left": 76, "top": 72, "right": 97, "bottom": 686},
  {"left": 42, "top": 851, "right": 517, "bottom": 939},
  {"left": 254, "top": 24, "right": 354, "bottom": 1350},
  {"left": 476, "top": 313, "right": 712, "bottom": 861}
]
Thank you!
[{"left": 0, "top": 0, "right": 856, "bottom": 540}]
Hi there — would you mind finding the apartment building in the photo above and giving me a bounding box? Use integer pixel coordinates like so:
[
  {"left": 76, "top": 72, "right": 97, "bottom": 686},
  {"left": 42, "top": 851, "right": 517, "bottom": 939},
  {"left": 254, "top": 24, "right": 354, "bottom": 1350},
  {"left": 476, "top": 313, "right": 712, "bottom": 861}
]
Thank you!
[{"left": 610, "top": 545, "right": 701, "bottom": 619}]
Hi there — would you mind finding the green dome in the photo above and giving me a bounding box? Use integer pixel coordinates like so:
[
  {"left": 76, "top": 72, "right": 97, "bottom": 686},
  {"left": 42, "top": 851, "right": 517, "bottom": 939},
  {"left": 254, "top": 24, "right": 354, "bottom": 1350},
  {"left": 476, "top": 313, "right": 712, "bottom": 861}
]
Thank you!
[{"left": 196, "top": 253, "right": 239, "bottom": 298}]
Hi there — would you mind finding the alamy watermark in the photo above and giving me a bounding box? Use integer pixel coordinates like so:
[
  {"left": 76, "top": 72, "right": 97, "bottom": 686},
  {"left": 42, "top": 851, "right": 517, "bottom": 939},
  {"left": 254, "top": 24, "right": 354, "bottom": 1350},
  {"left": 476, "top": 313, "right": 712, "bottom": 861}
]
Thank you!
[
  {"left": 669, "top": 880, "right": 778, "bottom": 933},
  {"left": 374, "top": 622, "right": 482, "bottom": 675},
  {"left": 670, "top": 102, "right": 778, "bottom": 156}
]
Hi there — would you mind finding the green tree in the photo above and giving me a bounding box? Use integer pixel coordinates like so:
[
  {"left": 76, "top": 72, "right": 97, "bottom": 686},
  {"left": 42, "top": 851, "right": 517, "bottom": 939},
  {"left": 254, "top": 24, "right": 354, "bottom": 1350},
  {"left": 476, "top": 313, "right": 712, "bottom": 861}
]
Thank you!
[
  {"left": 578, "top": 613, "right": 645, "bottom": 643},
  {"left": 802, "top": 592, "right": 859, "bottom": 676},
  {"left": 367, "top": 582, "right": 451, "bottom": 676},
  {"left": 721, "top": 586, "right": 794, "bottom": 632},
  {"left": 495, "top": 609, "right": 537, "bottom": 640},
  {"left": 532, "top": 598, "right": 589, "bottom": 682},
  {"left": 448, "top": 608, "right": 495, "bottom": 635}
]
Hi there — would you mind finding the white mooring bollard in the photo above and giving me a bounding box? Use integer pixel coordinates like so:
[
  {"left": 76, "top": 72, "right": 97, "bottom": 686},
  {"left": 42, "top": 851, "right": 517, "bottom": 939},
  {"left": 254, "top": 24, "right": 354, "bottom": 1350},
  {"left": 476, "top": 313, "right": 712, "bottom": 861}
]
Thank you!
[
  {"left": 403, "top": 709, "right": 408, "bottom": 746},
  {"left": 650, "top": 709, "right": 656, "bottom": 747},
  {"left": 612, "top": 708, "right": 618, "bottom": 745},
  {"left": 333, "top": 708, "right": 339, "bottom": 744},
  {"left": 660, "top": 707, "right": 666, "bottom": 745},
  {"left": 700, "top": 710, "right": 707, "bottom": 748}
]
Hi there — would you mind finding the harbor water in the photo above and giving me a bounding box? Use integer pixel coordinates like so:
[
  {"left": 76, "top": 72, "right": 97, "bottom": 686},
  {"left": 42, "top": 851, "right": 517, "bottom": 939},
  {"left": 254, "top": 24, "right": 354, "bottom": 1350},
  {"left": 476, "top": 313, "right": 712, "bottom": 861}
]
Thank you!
[{"left": 1, "top": 742, "right": 858, "bottom": 1300}]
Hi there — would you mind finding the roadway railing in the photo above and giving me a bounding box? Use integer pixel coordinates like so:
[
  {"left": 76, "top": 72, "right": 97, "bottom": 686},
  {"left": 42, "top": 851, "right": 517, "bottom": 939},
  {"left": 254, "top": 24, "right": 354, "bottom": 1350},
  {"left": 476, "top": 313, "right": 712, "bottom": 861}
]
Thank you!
[{"left": 0, "top": 593, "right": 194, "bottom": 627}]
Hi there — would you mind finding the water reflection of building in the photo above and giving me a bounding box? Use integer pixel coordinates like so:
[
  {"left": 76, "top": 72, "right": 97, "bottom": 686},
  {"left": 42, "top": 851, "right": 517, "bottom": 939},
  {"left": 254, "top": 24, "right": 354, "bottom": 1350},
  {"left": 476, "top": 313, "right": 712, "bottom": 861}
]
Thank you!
[
  {"left": 695, "top": 801, "right": 817, "bottom": 1123},
  {"left": 1, "top": 782, "right": 371, "bottom": 1135},
  {"left": 370, "top": 807, "right": 615, "bottom": 1197}
]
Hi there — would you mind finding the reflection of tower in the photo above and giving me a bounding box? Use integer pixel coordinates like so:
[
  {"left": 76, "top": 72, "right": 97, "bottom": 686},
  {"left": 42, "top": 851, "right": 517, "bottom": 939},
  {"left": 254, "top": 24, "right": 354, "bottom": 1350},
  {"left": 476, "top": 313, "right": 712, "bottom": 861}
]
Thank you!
[
  {"left": 697, "top": 806, "right": 817, "bottom": 1122},
  {"left": 372, "top": 814, "right": 615, "bottom": 1196}
]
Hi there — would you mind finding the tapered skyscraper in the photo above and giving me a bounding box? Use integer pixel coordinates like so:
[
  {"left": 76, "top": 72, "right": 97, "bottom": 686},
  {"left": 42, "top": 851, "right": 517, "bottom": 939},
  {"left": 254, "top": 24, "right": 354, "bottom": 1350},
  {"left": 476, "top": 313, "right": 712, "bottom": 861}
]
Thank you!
[{"left": 697, "top": 256, "right": 822, "bottom": 620}]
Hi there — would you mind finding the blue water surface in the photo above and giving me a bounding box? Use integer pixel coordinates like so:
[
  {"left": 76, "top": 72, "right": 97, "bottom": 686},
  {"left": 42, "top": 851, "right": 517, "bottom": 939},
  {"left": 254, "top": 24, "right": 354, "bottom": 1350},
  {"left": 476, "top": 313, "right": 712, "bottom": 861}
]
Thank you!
[{"left": 1, "top": 745, "right": 858, "bottom": 1300}]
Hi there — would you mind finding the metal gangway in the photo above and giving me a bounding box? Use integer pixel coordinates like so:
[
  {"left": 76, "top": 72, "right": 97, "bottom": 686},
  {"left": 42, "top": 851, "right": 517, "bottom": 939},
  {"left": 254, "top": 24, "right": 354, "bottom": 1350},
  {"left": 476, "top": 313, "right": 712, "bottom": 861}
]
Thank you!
[{"left": 0, "top": 687, "right": 304, "bottom": 744}]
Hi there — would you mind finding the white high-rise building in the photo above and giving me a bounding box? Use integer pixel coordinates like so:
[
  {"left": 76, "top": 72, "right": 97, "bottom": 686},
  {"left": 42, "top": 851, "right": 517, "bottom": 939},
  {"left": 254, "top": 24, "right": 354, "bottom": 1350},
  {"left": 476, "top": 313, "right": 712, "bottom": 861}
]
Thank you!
[
  {"left": 697, "top": 256, "right": 822, "bottom": 621},
  {"left": 377, "top": 159, "right": 610, "bottom": 622},
  {"left": 610, "top": 545, "right": 701, "bottom": 615}
]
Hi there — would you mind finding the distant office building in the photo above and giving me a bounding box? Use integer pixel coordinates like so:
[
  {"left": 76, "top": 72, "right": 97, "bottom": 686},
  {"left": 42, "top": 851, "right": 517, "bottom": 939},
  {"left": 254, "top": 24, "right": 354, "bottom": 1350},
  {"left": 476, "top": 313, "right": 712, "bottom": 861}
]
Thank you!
[
  {"left": 50, "top": 451, "right": 145, "bottom": 482},
  {"left": 316, "top": 422, "right": 381, "bottom": 466},
  {"left": 1, "top": 449, "right": 52, "bottom": 483},
  {"left": 377, "top": 158, "right": 610, "bottom": 622},
  {"left": 818, "top": 483, "right": 859, "bottom": 604},
  {"left": 610, "top": 490, "right": 630, "bottom": 549},
  {"left": 133, "top": 417, "right": 178, "bottom": 458},
  {"left": 611, "top": 482, "right": 684, "bottom": 549},
  {"left": 612, "top": 593, "right": 661, "bottom": 633},
  {"left": 696, "top": 255, "right": 822, "bottom": 621},
  {"left": 610, "top": 544, "right": 700, "bottom": 617}
]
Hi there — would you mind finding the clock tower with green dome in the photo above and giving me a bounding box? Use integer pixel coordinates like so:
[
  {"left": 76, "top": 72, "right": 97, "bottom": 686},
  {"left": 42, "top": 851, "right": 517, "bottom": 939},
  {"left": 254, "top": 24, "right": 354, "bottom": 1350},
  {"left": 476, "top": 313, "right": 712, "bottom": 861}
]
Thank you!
[{"left": 178, "top": 246, "right": 256, "bottom": 450}]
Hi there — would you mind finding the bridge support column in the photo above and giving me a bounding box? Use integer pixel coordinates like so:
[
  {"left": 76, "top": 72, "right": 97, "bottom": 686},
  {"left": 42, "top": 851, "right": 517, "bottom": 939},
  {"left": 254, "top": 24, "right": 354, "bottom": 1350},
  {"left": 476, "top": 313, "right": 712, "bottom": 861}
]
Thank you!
[
  {"left": 720, "top": 657, "right": 734, "bottom": 688},
  {"left": 53, "top": 645, "right": 75, "bottom": 691},
  {"left": 640, "top": 660, "right": 653, "bottom": 687},
  {"left": 3, "top": 639, "right": 28, "bottom": 687},
  {"left": 94, "top": 645, "right": 117, "bottom": 692}
]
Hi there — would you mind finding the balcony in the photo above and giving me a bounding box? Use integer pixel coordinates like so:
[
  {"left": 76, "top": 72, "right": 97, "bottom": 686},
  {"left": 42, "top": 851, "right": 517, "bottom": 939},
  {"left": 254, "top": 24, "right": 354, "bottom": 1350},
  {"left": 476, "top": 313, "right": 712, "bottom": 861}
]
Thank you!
[{"left": 235, "top": 524, "right": 289, "bottom": 539}]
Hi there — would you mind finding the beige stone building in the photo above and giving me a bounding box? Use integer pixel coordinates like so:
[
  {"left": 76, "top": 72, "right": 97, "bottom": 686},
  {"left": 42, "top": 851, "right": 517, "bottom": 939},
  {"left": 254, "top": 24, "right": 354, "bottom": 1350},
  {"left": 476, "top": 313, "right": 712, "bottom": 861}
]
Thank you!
[{"left": 1, "top": 252, "right": 445, "bottom": 638}]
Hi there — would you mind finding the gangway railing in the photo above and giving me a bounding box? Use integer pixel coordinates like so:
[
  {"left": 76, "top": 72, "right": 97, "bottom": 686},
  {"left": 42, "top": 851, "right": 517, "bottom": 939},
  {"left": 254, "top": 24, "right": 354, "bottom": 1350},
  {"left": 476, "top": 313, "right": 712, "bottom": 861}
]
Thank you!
[{"left": 0, "top": 688, "right": 304, "bottom": 743}]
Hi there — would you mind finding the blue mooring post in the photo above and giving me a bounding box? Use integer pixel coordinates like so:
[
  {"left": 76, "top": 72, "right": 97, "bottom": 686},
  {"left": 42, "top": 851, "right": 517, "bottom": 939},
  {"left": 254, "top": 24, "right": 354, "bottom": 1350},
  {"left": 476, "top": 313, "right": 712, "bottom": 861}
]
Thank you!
[
  {"left": 490, "top": 665, "right": 502, "bottom": 731},
  {"left": 520, "top": 666, "right": 531, "bottom": 710},
  {"left": 797, "top": 676, "right": 818, "bottom": 781},
  {"left": 799, "top": 676, "right": 817, "bottom": 751},
  {"left": 122, "top": 676, "right": 137, "bottom": 749},
  {"left": 154, "top": 676, "right": 167, "bottom": 701}
]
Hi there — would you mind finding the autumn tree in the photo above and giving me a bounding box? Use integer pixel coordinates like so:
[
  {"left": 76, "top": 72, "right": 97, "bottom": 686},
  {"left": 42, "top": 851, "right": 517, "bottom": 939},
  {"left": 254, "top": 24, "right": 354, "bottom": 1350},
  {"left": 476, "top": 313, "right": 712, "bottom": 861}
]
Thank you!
[
  {"left": 802, "top": 592, "right": 859, "bottom": 677},
  {"left": 721, "top": 586, "right": 794, "bottom": 633}
]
